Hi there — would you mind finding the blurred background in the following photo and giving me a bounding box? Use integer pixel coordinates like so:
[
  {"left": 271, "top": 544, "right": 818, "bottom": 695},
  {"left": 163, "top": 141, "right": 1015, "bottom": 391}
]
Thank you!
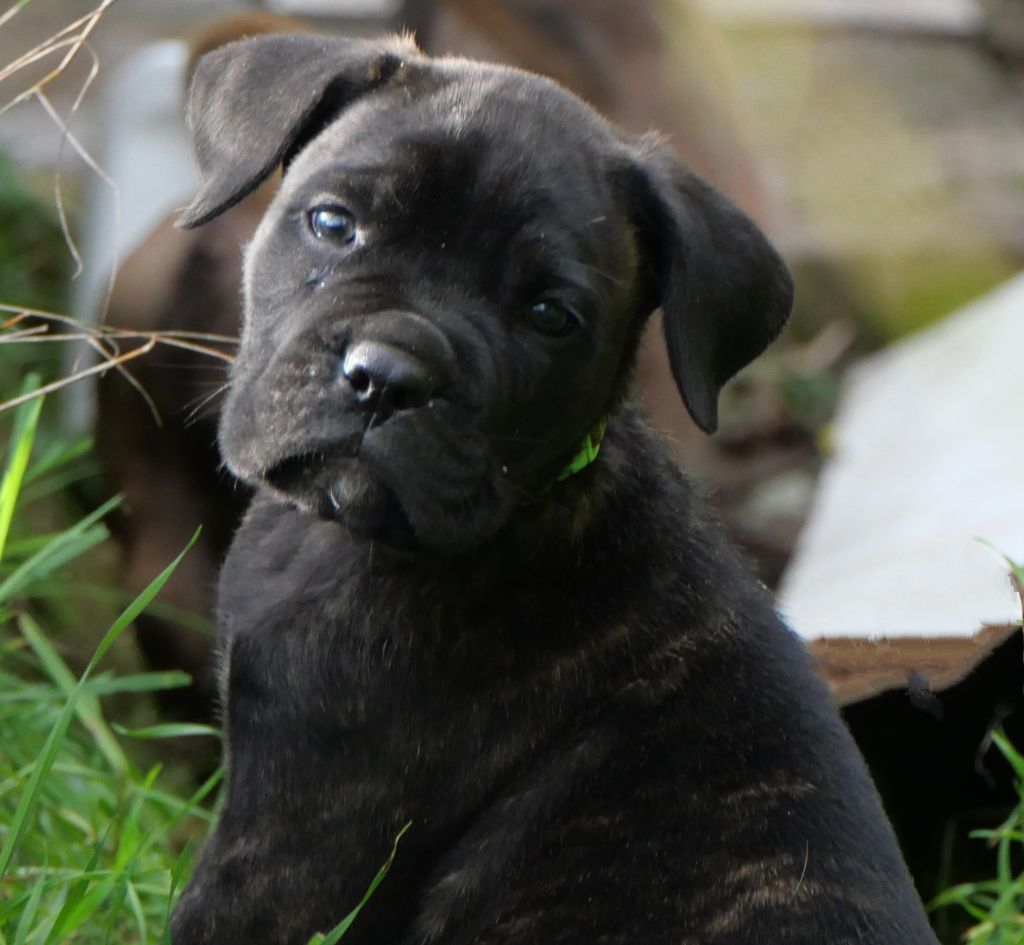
[
  {"left": 0, "top": 0, "right": 1022, "bottom": 940},
  {"left": 4, "top": 0, "right": 1023, "bottom": 585}
]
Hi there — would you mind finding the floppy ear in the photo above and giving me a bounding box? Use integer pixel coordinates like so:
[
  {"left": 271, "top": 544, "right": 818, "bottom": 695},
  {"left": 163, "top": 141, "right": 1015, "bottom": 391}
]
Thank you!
[
  {"left": 178, "top": 33, "right": 419, "bottom": 229},
  {"left": 628, "top": 142, "right": 794, "bottom": 433}
]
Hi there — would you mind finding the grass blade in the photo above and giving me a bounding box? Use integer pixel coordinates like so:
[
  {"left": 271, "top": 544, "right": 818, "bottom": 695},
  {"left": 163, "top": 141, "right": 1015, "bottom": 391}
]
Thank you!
[
  {"left": 0, "top": 374, "right": 42, "bottom": 565},
  {"left": 19, "top": 612, "right": 128, "bottom": 773},
  {"left": 11, "top": 873, "right": 45, "bottom": 945},
  {"left": 0, "top": 526, "right": 200, "bottom": 881},
  {"left": 0, "top": 499, "right": 117, "bottom": 603},
  {"left": 112, "top": 723, "right": 220, "bottom": 741},
  {"left": 306, "top": 822, "right": 411, "bottom": 945},
  {"left": 42, "top": 823, "right": 114, "bottom": 945},
  {"left": 85, "top": 670, "right": 192, "bottom": 696},
  {"left": 161, "top": 840, "right": 195, "bottom": 945}
]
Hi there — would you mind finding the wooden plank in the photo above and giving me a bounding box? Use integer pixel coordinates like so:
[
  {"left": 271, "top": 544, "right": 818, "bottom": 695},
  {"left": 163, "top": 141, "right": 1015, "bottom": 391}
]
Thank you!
[{"left": 809, "top": 624, "right": 1019, "bottom": 705}]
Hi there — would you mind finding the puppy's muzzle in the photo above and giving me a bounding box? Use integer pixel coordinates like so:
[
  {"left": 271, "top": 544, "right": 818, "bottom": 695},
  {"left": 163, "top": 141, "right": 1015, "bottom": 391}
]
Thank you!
[{"left": 341, "top": 340, "right": 436, "bottom": 424}]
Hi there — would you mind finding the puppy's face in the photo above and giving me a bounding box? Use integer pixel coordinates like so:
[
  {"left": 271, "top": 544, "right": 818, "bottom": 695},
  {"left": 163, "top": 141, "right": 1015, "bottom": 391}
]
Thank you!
[
  {"left": 181, "top": 35, "right": 793, "bottom": 552},
  {"left": 223, "top": 66, "right": 643, "bottom": 549}
]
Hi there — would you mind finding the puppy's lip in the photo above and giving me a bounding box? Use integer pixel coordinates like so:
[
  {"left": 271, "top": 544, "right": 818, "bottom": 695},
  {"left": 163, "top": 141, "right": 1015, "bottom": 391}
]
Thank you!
[
  {"left": 259, "top": 448, "right": 419, "bottom": 546},
  {"left": 328, "top": 474, "right": 418, "bottom": 549},
  {"left": 262, "top": 450, "right": 348, "bottom": 492},
  {"left": 258, "top": 456, "right": 336, "bottom": 496}
]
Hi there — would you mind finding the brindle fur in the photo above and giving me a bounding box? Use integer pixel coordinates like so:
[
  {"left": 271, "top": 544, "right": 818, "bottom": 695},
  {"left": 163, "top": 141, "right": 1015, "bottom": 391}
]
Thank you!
[{"left": 170, "top": 33, "right": 938, "bottom": 945}]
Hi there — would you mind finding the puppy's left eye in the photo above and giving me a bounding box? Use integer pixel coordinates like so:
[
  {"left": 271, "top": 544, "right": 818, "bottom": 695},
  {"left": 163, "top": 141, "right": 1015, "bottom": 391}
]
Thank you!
[
  {"left": 309, "top": 205, "right": 357, "bottom": 243},
  {"left": 528, "top": 300, "right": 581, "bottom": 337}
]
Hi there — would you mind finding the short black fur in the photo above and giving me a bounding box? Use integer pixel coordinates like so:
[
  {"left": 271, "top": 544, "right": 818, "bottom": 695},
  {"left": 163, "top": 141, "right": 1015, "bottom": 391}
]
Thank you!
[{"left": 171, "top": 33, "right": 938, "bottom": 945}]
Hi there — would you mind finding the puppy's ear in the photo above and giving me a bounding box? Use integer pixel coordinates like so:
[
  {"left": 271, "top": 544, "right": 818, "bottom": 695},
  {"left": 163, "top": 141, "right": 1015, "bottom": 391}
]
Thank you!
[
  {"left": 627, "top": 141, "right": 793, "bottom": 433},
  {"left": 178, "top": 33, "right": 418, "bottom": 229}
]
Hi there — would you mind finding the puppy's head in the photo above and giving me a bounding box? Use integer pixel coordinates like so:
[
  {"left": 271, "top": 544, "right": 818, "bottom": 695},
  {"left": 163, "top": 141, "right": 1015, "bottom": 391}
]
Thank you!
[{"left": 181, "top": 33, "right": 792, "bottom": 553}]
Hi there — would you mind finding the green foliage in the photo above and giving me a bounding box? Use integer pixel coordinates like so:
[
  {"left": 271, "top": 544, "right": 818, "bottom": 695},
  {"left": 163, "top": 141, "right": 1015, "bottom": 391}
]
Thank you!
[
  {"left": 849, "top": 250, "right": 1017, "bottom": 345},
  {"left": 931, "top": 730, "right": 1024, "bottom": 943},
  {"left": 777, "top": 367, "right": 842, "bottom": 432},
  {"left": 0, "top": 150, "right": 69, "bottom": 316},
  {"left": 0, "top": 150, "right": 75, "bottom": 436},
  {"left": 0, "top": 387, "right": 218, "bottom": 944},
  {"left": 932, "top": 552, "right": 1024, "bottom": 944}
]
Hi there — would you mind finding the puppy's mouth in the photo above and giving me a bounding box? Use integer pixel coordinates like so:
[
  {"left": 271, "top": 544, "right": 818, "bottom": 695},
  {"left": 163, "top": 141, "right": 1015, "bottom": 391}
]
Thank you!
[
  {"left": 230, "top": 399, "right": 523, "bottom": 553},
  {"left": 263, "top": 449, "right": 417, "bottom": 547}
]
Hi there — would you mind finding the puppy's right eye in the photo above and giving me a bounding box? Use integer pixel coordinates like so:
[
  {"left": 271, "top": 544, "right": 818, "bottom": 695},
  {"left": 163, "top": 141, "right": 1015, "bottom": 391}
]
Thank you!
[
  {"left": 528, "top": 300, "right": 580, "bottom": 337},
  {"left": 309, "top": 205, "right": 357, "bottom": 244}
]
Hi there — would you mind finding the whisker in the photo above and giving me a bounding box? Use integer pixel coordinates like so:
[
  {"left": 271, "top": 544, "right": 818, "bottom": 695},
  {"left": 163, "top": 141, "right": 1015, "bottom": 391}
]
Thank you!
[{"left": 183, "top": 382, "right": 232, "bottom": 428}]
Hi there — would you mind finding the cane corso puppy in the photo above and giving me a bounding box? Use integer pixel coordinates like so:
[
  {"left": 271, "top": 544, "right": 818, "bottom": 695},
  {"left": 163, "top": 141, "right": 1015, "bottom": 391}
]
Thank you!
[{"left": 169, "top": 33, "right": 938, "bottom": 945}]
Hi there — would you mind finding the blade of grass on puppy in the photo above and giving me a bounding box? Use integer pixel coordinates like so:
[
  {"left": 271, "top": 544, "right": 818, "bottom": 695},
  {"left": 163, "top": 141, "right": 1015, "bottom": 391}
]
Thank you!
[
  {"left": 162, "top": 840, "right": 197, "bottom": 945},
  {"left": 307, "top": 822, "right": 412, "bottom": 945}
]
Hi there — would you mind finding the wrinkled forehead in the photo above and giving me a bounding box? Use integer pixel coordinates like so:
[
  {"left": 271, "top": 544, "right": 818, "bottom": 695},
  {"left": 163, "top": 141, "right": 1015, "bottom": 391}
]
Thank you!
[{"left": 283, "top": 59, "right": 625, "bottom": 230}]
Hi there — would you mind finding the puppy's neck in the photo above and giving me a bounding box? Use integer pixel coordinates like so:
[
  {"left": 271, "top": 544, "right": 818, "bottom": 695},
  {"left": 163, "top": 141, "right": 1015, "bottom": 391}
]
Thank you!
[{"left": 377, "top": 405, "right": 684, "bottom": 596}]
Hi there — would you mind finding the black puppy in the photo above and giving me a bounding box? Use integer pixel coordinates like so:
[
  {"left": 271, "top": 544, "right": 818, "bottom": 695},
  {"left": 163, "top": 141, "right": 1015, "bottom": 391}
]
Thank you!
[{"left": 170, "top": 33, "right": 938, "bottom": 945}]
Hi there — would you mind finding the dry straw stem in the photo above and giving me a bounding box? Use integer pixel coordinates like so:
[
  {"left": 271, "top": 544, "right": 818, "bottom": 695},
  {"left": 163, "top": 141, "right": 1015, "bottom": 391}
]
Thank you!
[
  {"left": 33, "top": 62, "right": 108, "bottom": 278},
  {"left": 1, "top": 0, "right": 123, "bottom": 300},
  {"left": 0, "top": 0, "right": 118, "bottom": 109},
  {"left": 0, "top": 0, "right": 229, "bottom": 426},
  {"left": 0, "top": 306, "right": 238, "bottom": 421}
]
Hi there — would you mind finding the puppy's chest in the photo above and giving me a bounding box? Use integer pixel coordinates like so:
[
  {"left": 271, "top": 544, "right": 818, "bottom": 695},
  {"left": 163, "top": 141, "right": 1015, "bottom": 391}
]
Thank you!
[
  {"left": 218, "top": 574, "right": 564, "bottom": 818},
  {"left": 214, "top": 500, "right": 660, "bottom": 841},
  {"left": 222, "top": 588, "right": 444, "bottom": 761}
]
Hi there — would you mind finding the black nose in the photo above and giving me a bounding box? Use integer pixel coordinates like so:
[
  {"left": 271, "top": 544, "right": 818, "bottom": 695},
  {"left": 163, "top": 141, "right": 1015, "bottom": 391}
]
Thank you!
[{"left": 341, "top": 340, "right": 435, "bottom": 420}]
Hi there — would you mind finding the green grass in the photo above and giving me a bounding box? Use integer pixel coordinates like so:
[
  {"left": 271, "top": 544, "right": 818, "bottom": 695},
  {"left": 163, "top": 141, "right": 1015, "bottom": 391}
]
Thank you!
[
  {"left": 929, "top": 552, "right": 1024, "bottom": 944},
  {"left": 0, "top": 385, "right": 404, "bottom": 943},
  {"left": 0, "top": 151, "right": 70, "bottom": 317},
  {"left": 930, "top": 728, "right": 1024, "bottom": 943},
  {"left": 0, "top": 383, "right": 217, "bottom": 943}
]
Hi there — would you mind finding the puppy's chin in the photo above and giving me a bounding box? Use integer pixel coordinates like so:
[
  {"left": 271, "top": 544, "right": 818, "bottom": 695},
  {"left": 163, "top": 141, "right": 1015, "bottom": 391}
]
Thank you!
[
  {"left": 254, "top": 449, "right": 520, "bottom": 555},
  {"left": 257, "top": 454, "right": 415, "bottom": 548}
]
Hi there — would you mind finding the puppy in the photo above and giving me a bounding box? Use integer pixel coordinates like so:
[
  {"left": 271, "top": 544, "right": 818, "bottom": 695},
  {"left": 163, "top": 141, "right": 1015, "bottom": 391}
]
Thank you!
[{"left": 170, "top": 33, "right": 939, "bottom": 945}]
